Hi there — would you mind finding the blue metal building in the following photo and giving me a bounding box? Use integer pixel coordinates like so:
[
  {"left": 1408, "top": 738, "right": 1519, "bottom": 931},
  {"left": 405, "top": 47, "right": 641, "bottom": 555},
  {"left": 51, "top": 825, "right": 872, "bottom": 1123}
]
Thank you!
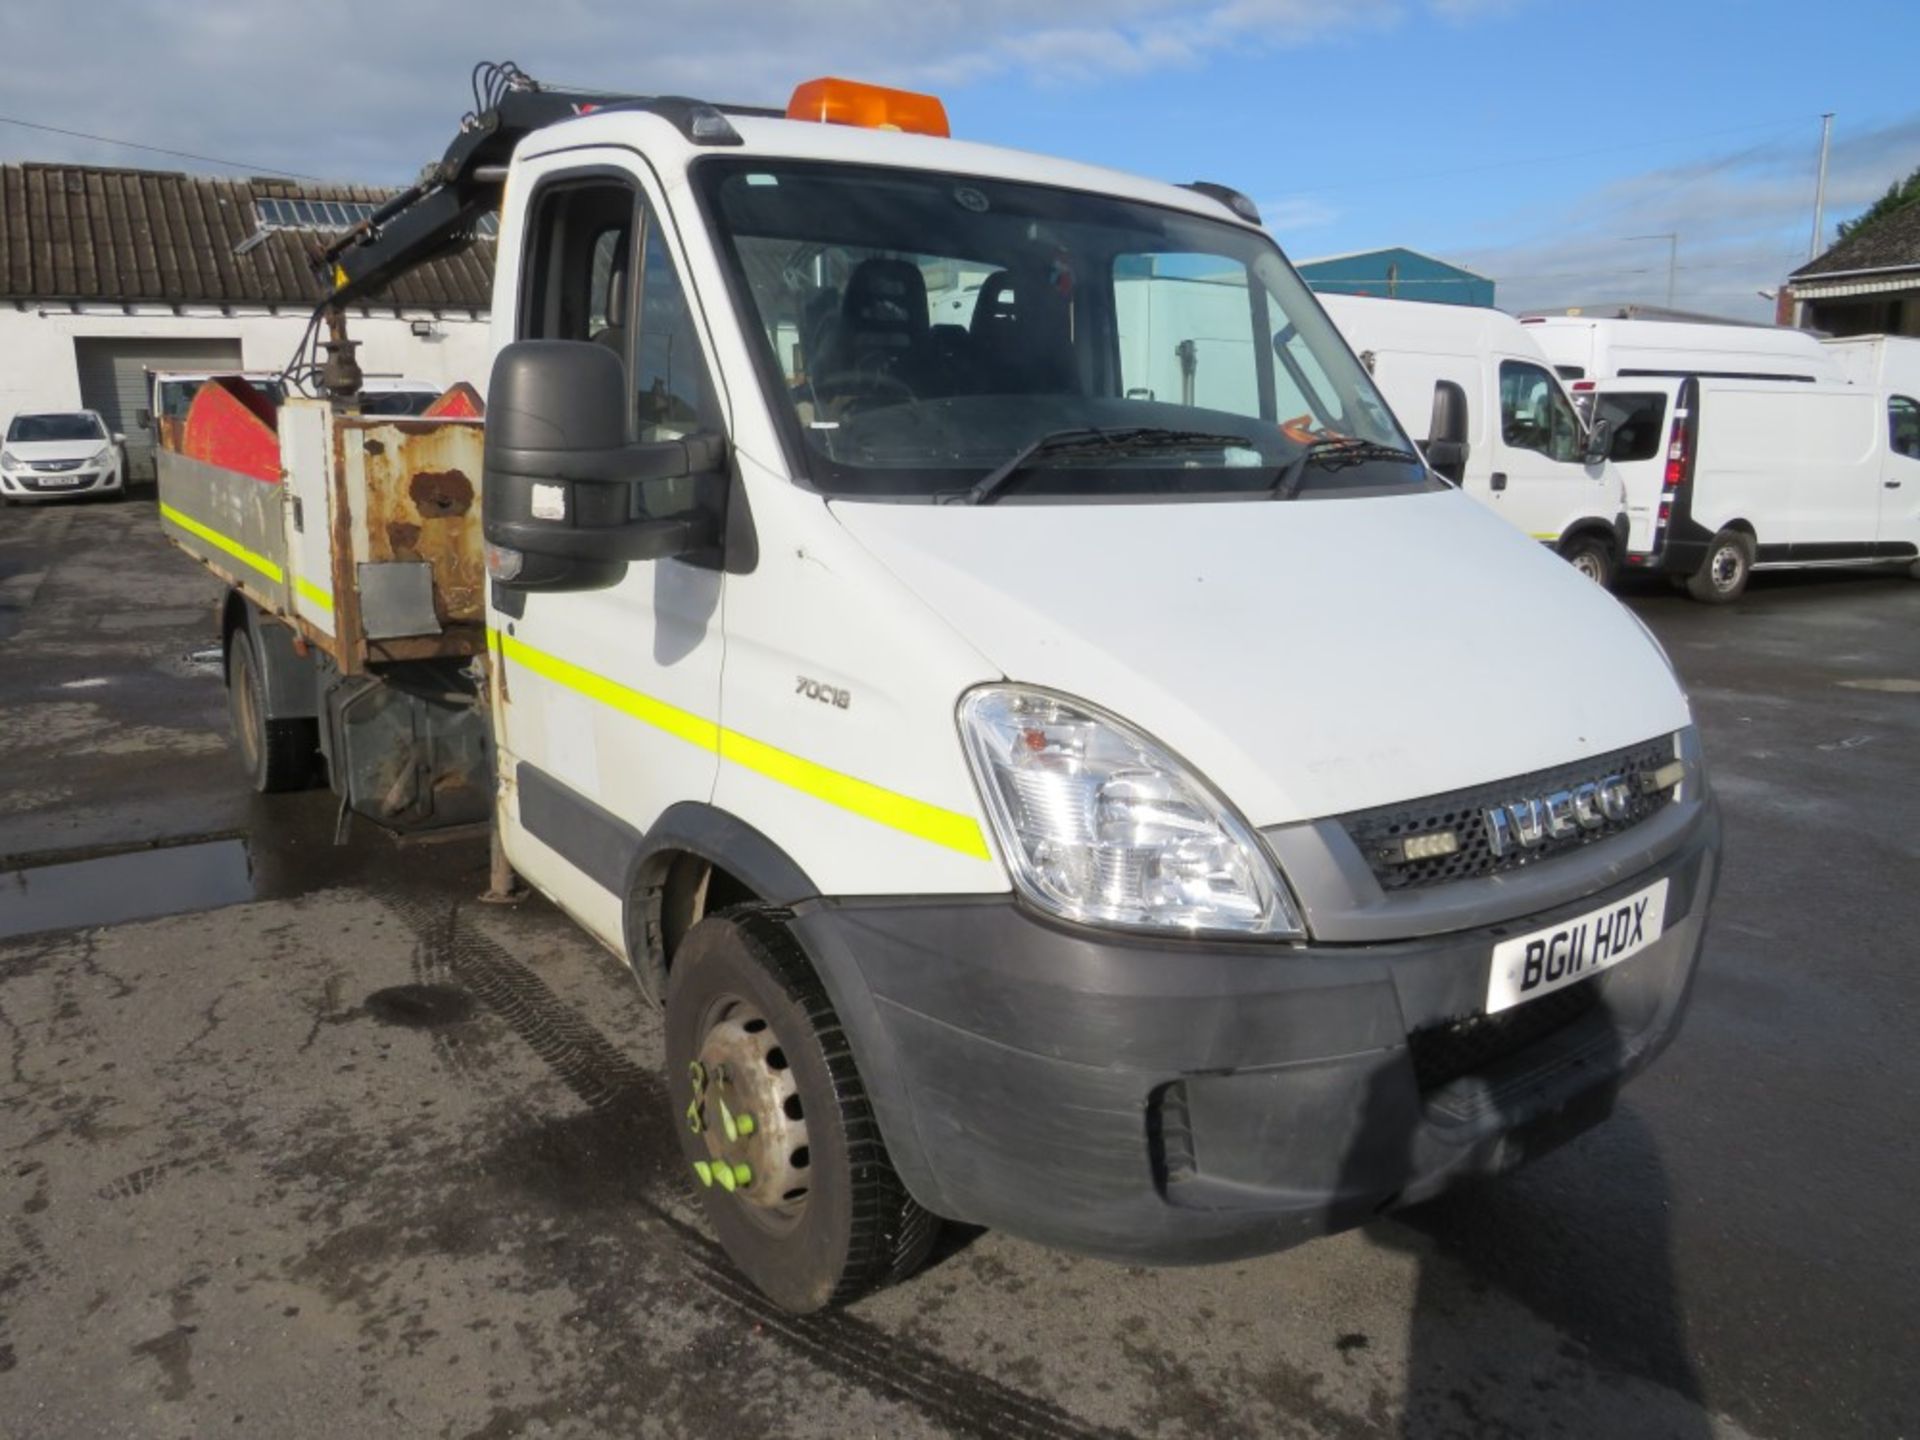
[{"left": 1294, "top": 247, "right": 1494, "bottom": 308}]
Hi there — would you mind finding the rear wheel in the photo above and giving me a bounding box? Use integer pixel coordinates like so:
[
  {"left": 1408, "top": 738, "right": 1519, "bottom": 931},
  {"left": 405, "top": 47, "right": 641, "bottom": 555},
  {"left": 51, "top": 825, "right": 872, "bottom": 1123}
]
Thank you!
[
  {"left": 1686, "top": 530, "right": 1754, "bottom": 604},
  {"left": 226, "top": 627, "right": 318, "bottom": 792},
  {"left": 665, "top": 906, "right": 937, "bottom": 1313},
  {"left": 1562, "top": 534, "right": 1615, "bottom": 587}
]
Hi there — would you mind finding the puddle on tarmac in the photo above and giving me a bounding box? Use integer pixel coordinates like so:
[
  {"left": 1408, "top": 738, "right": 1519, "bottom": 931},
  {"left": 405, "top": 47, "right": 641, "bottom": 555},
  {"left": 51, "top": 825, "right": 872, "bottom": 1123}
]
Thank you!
[{"left": 0, "top": 837, "right": 255, "bottom": 941}]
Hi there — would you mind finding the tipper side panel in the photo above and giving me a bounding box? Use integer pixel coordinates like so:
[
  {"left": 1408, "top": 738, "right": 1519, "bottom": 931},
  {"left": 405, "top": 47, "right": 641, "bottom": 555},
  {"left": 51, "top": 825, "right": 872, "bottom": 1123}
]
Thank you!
[{"left": 157, "top": 378, "right": 292, "bottom": 617}]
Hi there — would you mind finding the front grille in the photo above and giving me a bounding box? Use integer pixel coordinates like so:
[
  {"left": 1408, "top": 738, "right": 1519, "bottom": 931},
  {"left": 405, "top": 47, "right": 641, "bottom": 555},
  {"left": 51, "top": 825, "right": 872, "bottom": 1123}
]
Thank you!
[
  {"left": 1341, "top": 736, "right": 1677, "bottom": 892},
  {"left": 1407, "top": 981, "right": 1599, "bottom": 1092},
  {"left": 31, "top": 459, "right": 84, "bottom": 473}
]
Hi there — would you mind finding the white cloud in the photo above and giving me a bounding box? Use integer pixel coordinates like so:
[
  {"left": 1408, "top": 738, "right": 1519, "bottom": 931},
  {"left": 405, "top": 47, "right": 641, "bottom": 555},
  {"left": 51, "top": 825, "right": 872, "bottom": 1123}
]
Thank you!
[
  {"left": 0, "top": 1, "right": 1493, "bottom": 182},
  {"left": 1258, "top": 195, "right": 1343, "bottom": 232},
  {"left": 1447, "top": 116, "right": 1920, "bottom": 322}
]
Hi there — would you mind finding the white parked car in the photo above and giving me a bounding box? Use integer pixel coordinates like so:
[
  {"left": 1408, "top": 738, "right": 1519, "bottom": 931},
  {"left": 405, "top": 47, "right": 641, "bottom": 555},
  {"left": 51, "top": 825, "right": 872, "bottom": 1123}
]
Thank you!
[
  {"left": 0, "top": 411, "right": 126, "bottom": 503},
  {"left": 356, "top": 377, "right": 447, "bottom": 417}
]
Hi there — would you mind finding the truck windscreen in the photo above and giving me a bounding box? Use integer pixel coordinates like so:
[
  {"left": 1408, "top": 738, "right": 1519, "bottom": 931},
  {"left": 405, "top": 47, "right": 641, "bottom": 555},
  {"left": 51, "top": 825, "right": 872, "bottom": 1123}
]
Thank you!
[{"left": 697, "top": 159, "right": 1425, "bottom": 501}]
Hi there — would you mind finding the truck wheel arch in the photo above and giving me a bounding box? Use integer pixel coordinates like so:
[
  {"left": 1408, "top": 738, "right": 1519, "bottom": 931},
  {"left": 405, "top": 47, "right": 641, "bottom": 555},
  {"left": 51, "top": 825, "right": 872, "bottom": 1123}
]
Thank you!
[
  {"left": 220, "top": 592, "right": 320, "bottom": 721},
  {"left": 623, "top": 803, "right": 821, "bottom": 1004},
  {"left": 1557, "top": 522, "right": 1620, "bottom": 586}
]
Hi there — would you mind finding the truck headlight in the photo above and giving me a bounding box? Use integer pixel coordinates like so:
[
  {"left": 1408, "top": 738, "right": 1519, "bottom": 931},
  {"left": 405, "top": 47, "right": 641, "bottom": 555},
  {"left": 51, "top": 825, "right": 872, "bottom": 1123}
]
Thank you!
[{"left": 959, "top": 685, "right": 1303, "bottom": 938}]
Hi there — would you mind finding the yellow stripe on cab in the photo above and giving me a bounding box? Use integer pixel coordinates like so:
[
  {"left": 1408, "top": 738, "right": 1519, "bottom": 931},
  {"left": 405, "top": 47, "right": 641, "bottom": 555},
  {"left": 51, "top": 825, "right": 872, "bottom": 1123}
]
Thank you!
[{"left": 492, "top": 629, "right": 990, "bottom": 860}]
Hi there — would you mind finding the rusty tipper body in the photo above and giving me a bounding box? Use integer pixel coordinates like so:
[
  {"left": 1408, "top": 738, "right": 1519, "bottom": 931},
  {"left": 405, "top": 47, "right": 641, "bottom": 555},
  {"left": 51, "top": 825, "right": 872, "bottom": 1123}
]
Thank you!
[{"left": 158, "top": 380, "right": 492, "bottom": 831}]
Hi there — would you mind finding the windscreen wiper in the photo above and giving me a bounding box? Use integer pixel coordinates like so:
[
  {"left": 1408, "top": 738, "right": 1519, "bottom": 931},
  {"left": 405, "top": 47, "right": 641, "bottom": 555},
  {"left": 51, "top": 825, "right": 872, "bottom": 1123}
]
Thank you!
[
  {"left": 958, "top": 427, "right": 1252, "bottom": 506},
  {"left": 1269, "top": 436, "right": 1417, "bottom": 501}
]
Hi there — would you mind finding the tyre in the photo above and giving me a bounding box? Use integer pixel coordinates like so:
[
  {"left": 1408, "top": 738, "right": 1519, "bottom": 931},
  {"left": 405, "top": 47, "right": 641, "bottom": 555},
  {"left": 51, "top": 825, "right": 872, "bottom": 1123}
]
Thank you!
[
  {"left": 665, "top": 905, "right": 937, "bottom": 1313},
  {"left": 226, "top": 626, "right": 319, "bottom": 792},
  {"left": 1562, "top": 534, "right": 1615, "bottom": 587},
  {"left": 1685, "top": 530, "right": 1755, "bottom": 604}
]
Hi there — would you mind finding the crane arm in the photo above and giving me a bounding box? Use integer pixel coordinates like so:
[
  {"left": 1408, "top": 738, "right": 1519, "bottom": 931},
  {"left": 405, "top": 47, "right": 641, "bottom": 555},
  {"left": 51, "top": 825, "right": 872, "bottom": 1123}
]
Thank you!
[{"left": 312, "top": 63, "right": 777, "bottom": 314}]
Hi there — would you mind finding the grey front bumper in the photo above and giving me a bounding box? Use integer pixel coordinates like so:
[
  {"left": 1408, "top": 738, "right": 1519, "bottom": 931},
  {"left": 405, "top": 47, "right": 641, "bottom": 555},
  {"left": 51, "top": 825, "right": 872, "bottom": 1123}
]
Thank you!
[{"left": 788, "top": 799, "right": 1720, "bottom": 1266}]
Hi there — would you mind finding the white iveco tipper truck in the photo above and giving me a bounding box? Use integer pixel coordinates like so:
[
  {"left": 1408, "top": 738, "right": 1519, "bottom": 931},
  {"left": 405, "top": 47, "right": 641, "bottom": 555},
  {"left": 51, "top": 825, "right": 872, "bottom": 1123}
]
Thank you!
[{"left": 160, "top": 65, "right": 1720, "bottom": 1313}]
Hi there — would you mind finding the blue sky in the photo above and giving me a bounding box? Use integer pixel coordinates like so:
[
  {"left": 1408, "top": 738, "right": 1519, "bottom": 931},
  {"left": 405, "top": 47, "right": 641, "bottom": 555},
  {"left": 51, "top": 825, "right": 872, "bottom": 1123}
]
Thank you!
[{"left": 3, "top": 0, "right": 1916, "bottom": 321}]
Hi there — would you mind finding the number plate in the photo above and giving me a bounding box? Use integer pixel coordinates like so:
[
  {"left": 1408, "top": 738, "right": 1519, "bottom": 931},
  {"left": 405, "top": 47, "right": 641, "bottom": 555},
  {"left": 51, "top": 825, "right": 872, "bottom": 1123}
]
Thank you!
[
  {"left": 1486, "top": 878, "right": 1668, "bottom": 1014},
  {"left": 38, "top": 475, "right": 81, "bottom": 487}
]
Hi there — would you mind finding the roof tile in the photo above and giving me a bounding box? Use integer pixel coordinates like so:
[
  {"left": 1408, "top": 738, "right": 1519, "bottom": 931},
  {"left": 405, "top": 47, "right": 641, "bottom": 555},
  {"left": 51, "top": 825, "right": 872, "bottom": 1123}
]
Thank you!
[
  {"left": 1792, "top": 202, "right": 1920, "bottom": 279},
  {"left": 0, "top": 161, "right": 493, "bottom": 309}
]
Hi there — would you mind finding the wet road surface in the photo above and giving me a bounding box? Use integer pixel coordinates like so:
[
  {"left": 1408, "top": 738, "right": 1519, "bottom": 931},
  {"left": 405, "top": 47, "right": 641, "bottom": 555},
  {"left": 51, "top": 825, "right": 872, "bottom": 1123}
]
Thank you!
[{"left": 2, "top": 498, "right": 1915, "bottom": 1438}]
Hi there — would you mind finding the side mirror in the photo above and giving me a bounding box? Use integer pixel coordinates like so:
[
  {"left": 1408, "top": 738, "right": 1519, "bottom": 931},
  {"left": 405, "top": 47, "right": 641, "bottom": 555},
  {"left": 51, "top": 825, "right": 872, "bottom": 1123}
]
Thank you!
[
  {"left": 482, "top": 340, "right": 725, "bottom": 592},
  {"left": 112, "top": 432, "right": 126, "bottom": 445},
  {"left": 1422, "top": 380, "right": 1470, "bottom": 483},
  {"left": 1583, "top": 415, "right": 1615, "bottom": 466}
]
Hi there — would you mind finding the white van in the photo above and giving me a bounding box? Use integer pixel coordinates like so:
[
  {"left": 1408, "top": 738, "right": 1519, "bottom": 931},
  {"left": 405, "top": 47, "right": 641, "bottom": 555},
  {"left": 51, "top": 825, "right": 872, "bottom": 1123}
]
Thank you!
[
  {"left": 1589, "top": 373, "right": 1920, "bottom": 599},
  {"left": 1521, "top": 314, "right": 1844, "bottom": 387},
  {"left": 159, "top": 72, "right": 1723, "bottom": 1311},
  {"left": 1319, "top": 294, "right": 1626, "bottom": 582},
  {"left": 1821, "top": 333, "right": 1920, "bottom": 399}
]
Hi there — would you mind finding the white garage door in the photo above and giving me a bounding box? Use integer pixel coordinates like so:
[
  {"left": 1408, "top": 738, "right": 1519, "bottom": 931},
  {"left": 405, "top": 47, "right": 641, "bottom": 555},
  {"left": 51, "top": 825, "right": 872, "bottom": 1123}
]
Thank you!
[{"left": 74, "top": 337, "right": 244, "bottom": 482}]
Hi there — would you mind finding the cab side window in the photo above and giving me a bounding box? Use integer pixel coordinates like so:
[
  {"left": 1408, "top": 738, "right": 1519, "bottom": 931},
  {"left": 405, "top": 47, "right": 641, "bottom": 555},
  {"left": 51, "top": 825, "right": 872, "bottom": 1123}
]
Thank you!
[
  {"left": 633, "top": 221, "right": 721, "bottom": 441},
  {"left": 520, "top": 181, "right": 633, "bottom": 347},
  {"left": 1890, "top": 395, "right": 1920, "bottom": 461},
  {"left": 519, "top": 178, "right": 720, "bottom": 443},
  {"left": 1499, "top": 359, "right": 1581, "bottom": 463}
]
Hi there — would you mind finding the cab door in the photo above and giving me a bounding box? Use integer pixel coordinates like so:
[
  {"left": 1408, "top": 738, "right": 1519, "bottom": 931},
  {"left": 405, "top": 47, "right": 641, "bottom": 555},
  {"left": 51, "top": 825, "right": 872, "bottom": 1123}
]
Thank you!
[
  {"left": 1490, "top": 357, "right": 1613, "bottom": 545},
  {"left": 491, "top": 150, "right": 729, "bottom": 948},
  {"left": 1883, "top": 394, "right": 1920, "bottom": 553}
]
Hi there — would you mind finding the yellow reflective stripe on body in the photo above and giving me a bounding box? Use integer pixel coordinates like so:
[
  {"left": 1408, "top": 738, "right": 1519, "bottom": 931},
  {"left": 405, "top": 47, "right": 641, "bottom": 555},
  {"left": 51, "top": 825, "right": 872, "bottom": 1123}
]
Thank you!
[
  {"left": 1532, "top": 532, "right": 1560, "bottom": 542},
  {"left": 159, "top": 502, "right": 284, "bottom": 584},
  {"left": 717, "top": 727, "right": 991, "bottom": 859},
  {"left": 294, "top": 576, "right": 334, "bottom": 615},
  {"left": 497, "top": 630, "right": 719, "bottom": 752},
  {"left": 493, "top": 629, "right": 990, "bottom": 860}
]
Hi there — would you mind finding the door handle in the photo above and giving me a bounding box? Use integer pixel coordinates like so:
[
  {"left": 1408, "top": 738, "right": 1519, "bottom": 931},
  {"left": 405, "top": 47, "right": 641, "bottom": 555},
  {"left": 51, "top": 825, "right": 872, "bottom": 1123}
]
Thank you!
[
  {"left": 1491, "top": 472, "right": 1508, "bottom": 491},
  {"left": 1887, "top": 480, "right": 1903, "bottom": 489}
]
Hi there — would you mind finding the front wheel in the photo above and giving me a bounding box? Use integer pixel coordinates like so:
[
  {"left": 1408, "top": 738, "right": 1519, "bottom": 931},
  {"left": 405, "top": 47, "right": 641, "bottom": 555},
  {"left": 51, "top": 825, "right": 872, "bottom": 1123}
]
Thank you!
[
  {"left": 1562, "top": 535, "right": 1616, "bottom": 587},
  {"left": 665, "top": 906, "right": 937, "bottom": 1313},
  {"left": 1685, "top": 530, "right": 1755, "bottom": 603}
]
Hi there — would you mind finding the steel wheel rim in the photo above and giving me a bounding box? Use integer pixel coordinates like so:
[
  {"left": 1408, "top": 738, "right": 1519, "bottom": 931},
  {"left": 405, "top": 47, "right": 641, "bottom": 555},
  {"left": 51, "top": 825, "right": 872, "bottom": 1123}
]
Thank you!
[
  {"left": 1712, "top": 545, "right": 1743, "bottom": 591},
  {"left": 688, "top": 994, "right": 812, "bottom": 1230},
  {"left": 1573, "top": 551, "right": 1604, "bottom": 581}
]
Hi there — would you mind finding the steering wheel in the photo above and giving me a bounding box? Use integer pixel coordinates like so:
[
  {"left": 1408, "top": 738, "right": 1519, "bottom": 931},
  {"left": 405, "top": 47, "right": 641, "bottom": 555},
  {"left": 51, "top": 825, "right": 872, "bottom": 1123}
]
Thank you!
[{"left": 811, "top": 368, "right": 918, "bottom": 415}]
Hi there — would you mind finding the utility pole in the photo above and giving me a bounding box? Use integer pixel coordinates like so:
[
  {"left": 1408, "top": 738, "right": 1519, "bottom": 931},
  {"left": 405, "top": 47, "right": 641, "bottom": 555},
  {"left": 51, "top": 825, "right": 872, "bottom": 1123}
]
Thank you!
[
  {"left": 1628, "top": 232, "right": 1679, "bottom": 310},
  {"left": 1809, "top": 111, "right": 1835, "bottom": 261}
]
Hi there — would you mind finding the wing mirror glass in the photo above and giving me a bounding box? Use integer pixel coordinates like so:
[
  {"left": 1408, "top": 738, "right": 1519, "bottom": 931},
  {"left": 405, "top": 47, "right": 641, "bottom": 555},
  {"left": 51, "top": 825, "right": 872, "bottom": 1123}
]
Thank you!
[
  {"left": 1422, "top": 380, "right": 1470, "bottom": 483},
  {"left": 1583, "top": 415, "right": 1615, "bottom": 467}
]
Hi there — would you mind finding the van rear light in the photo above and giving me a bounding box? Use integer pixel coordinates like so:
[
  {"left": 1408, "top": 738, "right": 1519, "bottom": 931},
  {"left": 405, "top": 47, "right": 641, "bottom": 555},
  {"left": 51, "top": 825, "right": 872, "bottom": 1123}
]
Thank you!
[
  {"left": 1571, "top": 380, "right": 1594, "bottom": 391},
  {"left": 1662, "top": 413, "right": 1689, "bottom": 490}
]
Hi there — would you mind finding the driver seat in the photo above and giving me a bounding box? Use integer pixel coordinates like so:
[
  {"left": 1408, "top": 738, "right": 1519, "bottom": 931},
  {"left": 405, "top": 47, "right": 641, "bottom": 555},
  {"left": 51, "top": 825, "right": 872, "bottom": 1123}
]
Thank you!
[{"left": 814, "top": 258, "right": 933, "bottom": 399}]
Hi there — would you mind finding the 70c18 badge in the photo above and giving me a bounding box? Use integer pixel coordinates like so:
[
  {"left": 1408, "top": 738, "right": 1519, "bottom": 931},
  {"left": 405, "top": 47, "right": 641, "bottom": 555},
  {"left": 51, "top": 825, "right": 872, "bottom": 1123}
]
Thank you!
[{"left": 796, "top": 676, "right": 851, "bottom": 710}]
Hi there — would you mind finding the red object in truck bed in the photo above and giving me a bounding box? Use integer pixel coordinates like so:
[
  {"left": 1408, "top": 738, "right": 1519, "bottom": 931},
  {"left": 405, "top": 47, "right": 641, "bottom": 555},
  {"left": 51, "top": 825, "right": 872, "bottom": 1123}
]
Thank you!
[{"left": 182, "top": 377, "right": 280, "bottom": 484}]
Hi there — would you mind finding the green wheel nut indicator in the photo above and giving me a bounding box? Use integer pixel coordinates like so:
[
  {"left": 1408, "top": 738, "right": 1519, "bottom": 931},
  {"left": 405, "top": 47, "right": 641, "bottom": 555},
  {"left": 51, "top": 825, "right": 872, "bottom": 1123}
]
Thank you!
[{"left": 692, "top": 1160, "right": 713, "bottom": 1188}]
